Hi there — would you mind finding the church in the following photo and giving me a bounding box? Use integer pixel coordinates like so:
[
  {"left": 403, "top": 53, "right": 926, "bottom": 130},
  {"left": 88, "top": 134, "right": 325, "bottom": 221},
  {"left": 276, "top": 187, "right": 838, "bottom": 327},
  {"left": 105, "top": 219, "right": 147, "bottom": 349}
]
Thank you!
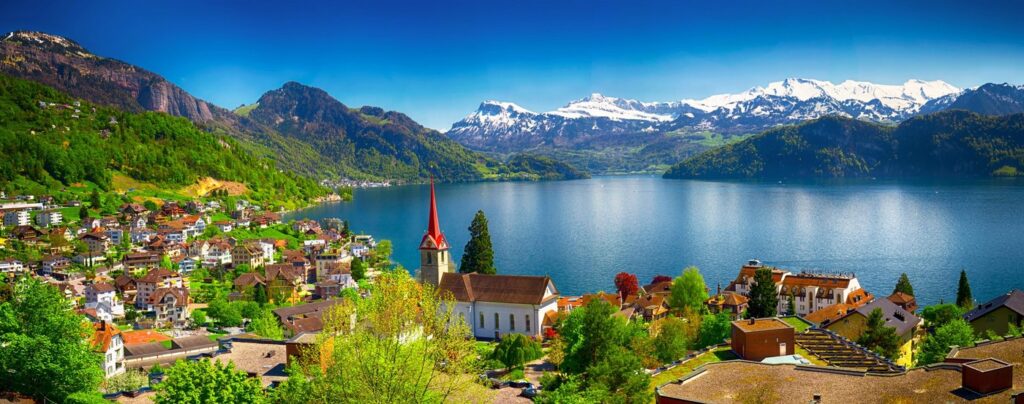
[{"left": 419, "top": 179, "right": 559, "bottom": 340}]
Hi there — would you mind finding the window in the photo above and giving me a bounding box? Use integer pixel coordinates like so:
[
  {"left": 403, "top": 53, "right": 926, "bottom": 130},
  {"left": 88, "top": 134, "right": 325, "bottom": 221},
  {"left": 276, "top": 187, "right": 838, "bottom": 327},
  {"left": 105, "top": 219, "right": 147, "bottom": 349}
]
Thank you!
[
  {"left": 495, "top": 313, "right": 500, "bottom": 330},
  {"left": 480, "top": 312, "right": 485, "bottom": 328},
  {"left": 526, "top": 314, "right": 531, "bottom": 332},
  {"left": 510, "top": 314, "right": 516, "bottom": 331}
]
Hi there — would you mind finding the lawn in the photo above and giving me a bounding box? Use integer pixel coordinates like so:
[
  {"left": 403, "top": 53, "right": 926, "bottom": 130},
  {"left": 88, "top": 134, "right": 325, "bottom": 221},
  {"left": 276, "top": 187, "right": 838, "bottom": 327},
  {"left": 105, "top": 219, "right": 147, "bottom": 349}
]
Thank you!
[
  {"left": 649, "top": 347, "right": 737, "bottom": 389},
  {"left": 780, "top": 316, "right": 812, "bottom": 333}
]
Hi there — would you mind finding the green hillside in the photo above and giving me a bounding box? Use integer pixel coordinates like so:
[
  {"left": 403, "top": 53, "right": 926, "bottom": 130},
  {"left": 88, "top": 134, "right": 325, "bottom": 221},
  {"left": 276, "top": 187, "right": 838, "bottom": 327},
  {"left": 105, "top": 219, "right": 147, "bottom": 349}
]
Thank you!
[
  {"left": 664, "top": 112, "right": 1024, "bottom": 179},
  {"left": 0, "top": 74, "right": 328, "bottom": 209}
]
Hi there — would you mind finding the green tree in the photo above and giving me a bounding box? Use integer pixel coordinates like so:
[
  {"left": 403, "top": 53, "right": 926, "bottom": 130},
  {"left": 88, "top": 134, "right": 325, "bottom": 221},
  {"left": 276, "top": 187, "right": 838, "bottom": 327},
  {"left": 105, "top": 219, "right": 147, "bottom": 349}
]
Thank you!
[
  {"left": 143, "top": 200, "right": 158, "bottom": 211},
  {"left": 89, "top": 189, "right": 101, "bottom": 209},
  {"left": 921, "top": 304, "right": 965, "bottom": 327},
  {"left": 668, "top": 266, "right": 708, "bottom": 313},
  {"left": 919, "top": 319, "right": 976, "bottom": 365},
  {"left": 585, "top": 346, "right": 652, "bottom": 403},
  {"left": 956, "top": 270, "right": 973, "bottom": 309},
  {"left": 787, "top": 292, "right": 796, "bottom": 315},
  {"left": 748, "top": 267, "right": 779, "bottom": 318},
  {"left": 246, "top": 309, "right": 284, "bottom": 340},
  {"left": 0, "top": 278, "right": 103, "bottom": 401},
  {"left": 893, "top": 273, "right": 914, "bottom": 296},
  {"left": 857, "top": 308, "right": 901, "bottom": 360},
  {"left": 653, "top": 316, "right": 689, "bottom": 362},
  {"left": 273, "top": 272, "right": 484, "bottom": 402},
  {"left": 491, "top": 333, "right": 543, "bottom": 370},
  {"left": 562, "top": 298, "right": 621, "bottom": 373},
  {"left": 697, "top": 311, "right": 732, "bottom": 349},
  {"left": 459, "top": 210, "right": 496, "bottom": 274},
  {"left": 190, "top": 309, "right": 207, "bottom": 328},
  {"left": 160, "top": 255, "right": 173, "bottom": 270},
  {"left": 350, "top": 257, "right": 367, "bottom": 281},
  {"left": 79, "top": 204, "right": 90, "bottom": 221},
  {"left": 155, "top": 359, "right": 266, "bottom": 404},
  {"left": 252, "top": 284, "right": 268, "bottom": 306},
  {"left": 370, "top": 240, "right": 393, "bottom": 270}
]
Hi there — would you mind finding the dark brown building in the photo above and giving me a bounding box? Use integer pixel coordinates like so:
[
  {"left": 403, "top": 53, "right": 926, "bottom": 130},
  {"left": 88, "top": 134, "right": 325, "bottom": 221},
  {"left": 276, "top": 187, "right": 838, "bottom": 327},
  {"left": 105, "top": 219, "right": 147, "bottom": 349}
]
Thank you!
[{"left": 730, "top": 317, "right": 795, "bottom": 361}]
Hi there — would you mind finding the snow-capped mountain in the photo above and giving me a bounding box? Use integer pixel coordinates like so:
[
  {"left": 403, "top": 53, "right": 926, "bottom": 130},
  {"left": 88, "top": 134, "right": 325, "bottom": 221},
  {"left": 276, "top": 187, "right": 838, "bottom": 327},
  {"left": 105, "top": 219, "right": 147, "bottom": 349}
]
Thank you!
[{"left": 447, "top": 78, "right": 960, "bottom": 153}]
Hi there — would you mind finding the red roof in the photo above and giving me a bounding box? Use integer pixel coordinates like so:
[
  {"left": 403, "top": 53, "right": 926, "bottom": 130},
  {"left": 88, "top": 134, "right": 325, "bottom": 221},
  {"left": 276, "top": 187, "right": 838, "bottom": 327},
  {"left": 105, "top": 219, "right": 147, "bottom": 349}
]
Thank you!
[{"left": 419, "top": 177, "right": 449, "bottom": 250}]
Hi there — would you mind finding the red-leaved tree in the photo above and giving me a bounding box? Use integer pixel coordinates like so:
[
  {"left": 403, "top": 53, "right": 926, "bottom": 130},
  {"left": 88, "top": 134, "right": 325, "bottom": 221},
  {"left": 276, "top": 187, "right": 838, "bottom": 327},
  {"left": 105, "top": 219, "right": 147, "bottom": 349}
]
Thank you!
[{"left": 614, "top": 272, "right": 639, "bottom": 298}]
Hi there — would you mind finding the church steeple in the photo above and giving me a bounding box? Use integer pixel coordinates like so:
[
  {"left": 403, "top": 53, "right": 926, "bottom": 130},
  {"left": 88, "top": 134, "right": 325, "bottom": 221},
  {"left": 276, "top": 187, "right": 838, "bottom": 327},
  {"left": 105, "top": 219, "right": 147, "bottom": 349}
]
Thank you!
[
  {"left": 420, "top": 176, "right": 449, "bottom": 250},
  {"left": 419, "top": 176, "right": 451, "bottom": 287}
]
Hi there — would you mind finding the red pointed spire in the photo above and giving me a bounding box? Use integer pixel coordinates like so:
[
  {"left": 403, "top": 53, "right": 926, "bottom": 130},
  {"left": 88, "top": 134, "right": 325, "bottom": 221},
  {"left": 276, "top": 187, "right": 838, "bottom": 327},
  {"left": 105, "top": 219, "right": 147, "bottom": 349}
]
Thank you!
[{"left": 421, "top": 176, "right": 449, "bottom": 250}]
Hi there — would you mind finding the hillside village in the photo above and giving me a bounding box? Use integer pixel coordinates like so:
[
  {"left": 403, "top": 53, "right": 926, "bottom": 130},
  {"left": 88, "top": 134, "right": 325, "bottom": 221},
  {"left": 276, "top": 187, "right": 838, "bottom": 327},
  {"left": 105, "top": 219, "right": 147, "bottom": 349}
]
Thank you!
[{"left": 3, "top": 181, "right": 1024, "bottom": 403}]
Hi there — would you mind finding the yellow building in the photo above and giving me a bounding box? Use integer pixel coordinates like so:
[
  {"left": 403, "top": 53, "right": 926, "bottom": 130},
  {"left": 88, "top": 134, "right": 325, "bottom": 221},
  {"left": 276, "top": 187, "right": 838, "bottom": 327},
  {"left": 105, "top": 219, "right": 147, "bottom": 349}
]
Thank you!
[
  {"left": 963, "top": 289, "right": 1024, "bottom": 337},
  {"left": 824, "top": 298, "right": 922, "bottom": 367}
]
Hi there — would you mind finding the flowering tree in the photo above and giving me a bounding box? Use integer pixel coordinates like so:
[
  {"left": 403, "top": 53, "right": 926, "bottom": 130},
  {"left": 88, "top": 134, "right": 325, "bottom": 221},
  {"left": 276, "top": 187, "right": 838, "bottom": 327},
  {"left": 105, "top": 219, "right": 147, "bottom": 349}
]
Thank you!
[{"left": 613, "top": 272, "right": 639, "bottom": 298}]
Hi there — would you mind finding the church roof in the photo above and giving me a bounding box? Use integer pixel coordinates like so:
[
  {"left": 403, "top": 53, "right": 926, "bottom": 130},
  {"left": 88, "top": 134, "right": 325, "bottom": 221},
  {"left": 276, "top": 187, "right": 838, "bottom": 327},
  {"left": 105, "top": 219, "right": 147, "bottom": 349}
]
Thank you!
[
  {"left": 420, "top": 178, "right": 449, "bottom": 250},
  {"left": 438, "top": 273, "right": 558, "bottom": 305}
]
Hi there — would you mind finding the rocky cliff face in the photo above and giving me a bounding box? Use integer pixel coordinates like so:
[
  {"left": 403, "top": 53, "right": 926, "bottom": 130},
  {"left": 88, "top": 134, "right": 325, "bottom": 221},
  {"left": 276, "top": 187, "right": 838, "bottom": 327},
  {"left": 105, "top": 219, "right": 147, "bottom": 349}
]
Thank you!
[{"left": 0, "top": 31, "right": 221, "bottom": 122}]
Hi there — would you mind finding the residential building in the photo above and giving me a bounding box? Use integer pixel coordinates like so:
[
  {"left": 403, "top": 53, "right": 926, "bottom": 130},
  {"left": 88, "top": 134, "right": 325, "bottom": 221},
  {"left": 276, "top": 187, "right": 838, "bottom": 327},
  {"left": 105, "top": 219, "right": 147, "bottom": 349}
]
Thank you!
[
  {"left": 233, "top": 243, "right": 265, "bottom": 269},
  {"left": 35, "top": 209, "right": 62, "bottom": 227},
  {"left": 887, "top": 292, "right": 918, "bottom": 313},
  {"left": 706, "top": 291, "right": 750, "bottom": 318},
  {"left": 0, "top": 258, "right": 24, "bottom": 273},
  {"left": 273, "top": 300, "right": 346, "bottom": 336},
  {"left": 963, "top": 289, "right": 1024, "bottom": 338},
  {"left": 265, "top": 264, "right": 305, "bottom": 303},
  {"left": 130, "top": 227, "right": 157, "bottom": 244},
  {"left": 233, "top": 272, "right": 265, "bottom": 299},
  {"left": 124, "top": 252, "right": 160, "bottom": 271},
  {"left": 731, "top": 317, "right": 795, "bottom": 361},
  {"left": 90, "top": 322, "right": 125, "bottom": 378},
  {"left": 824, "top": 298, "right": 922, "bottom": 367},
  {"left": 79, "top": 231, "right": 111, "bottom": 254},
  {"left": 626, "top": 293, "right": 670, "bottom": 321},
  {"left": 3, "top": 210, "right": 30, "bottom": 226},
  {"left": 150, "top": 287, "right": 190, "bottom": 327},
  {"left": 257, "top": 239, "right": 276, "bottom": 264},
  {"left": 213, "top": 220, "right": 233, "bottom": 232},
  {"left": 85, "top": 282, "right": 124, "bottom": 322},
  {"left": 135, "top": 268, "right": 184, "bottom": 310},
  {"left": 728, "top": 259, "right": 872, "bottom": 317},
  {"left": 40, "top": 254, "right": 71, "bottom": 275}
]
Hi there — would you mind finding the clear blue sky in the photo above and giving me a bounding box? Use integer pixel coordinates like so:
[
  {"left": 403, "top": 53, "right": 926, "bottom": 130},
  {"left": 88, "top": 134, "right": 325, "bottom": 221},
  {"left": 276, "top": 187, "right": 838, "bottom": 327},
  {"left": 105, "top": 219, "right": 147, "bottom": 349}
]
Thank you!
[{"left": 3, "top": 0, "right": 1024, "bottom": 129}]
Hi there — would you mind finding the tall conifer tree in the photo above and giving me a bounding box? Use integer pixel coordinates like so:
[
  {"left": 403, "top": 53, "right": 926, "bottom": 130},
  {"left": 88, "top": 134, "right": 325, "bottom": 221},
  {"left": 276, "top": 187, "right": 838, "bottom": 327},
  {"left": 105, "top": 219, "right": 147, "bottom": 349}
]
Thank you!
[
  {"left": 460, "top": 210, "right": 496, "bottom": 274},
  {"left": 956, "top": 270, "right": 973, "bottom": 309},
  {"left": 748, "top": 267, "right": 778, "bottom": 318}
]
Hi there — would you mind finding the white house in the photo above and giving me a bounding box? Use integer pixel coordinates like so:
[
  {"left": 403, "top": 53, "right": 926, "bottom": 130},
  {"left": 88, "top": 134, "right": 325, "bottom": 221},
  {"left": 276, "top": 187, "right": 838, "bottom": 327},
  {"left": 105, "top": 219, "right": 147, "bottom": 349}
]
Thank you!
[
  {"left": 150, "top": 287, "right": 190, "bottom": 328},
  {"left": 90, "top": 322, "right": 125, "bottom": 378},
  {"left": 0, "top": 259, "right": 24, "bottom": 273},
  {"left": 85, "top": 282, "right": 124, "bottom": 322},
  {"left": 257, "top": 239, "right": 276, "bottom": 265},
  {"left": 131, "top": 228, "right": 157, "bottom": 244},
  {"left": 439, "top": 273, "right": 559, "bottom": 340},
  {"left": 727, "top": 260, "right": 872, "bottom": 317}
]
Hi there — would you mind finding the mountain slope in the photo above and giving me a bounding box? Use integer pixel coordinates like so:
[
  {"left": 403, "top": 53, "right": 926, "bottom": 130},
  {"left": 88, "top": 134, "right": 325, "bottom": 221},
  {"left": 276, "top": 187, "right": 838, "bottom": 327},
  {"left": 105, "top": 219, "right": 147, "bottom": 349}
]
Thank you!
[
  {"left": 448, "top": 79, "right": 960, "bottom": 173},
  {"left": 919, "top": 83, "right": 1024, "bottom": 116},
  {"left": 663, "top": 111, "right": 1024, "bottom": 179},
  {"left": 0, "top": 73, "right": 327, "bottom": 208},
  {"left": 0, "top": 31, "right": 586, "bottom": 182},
  {"left": 246, "top": 82, "right": 587, "bottom": 182}
]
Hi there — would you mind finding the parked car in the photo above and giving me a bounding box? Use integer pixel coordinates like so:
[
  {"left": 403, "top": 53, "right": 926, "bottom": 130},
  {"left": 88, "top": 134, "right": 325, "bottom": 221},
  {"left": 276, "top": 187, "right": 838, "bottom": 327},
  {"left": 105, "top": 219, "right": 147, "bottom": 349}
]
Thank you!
[{"left": 510, "top": 380, "right": 532, "bottom": 388}]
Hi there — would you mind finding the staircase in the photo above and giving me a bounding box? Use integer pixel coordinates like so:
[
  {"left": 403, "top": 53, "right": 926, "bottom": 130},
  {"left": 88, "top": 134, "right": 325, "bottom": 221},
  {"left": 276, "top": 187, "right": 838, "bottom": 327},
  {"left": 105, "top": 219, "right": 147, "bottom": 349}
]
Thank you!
[{"left": 795, "top": 329, "right": 900, "bottom": 373}]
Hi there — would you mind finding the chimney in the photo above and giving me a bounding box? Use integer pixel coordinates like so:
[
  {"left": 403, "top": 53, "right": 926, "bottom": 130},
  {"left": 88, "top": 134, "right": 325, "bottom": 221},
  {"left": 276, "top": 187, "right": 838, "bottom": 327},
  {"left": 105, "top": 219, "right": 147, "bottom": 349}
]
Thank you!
[
  {"left": 749, "top": 318, "right": 756, "bottom": 325},
  {"left": 811, "top": 394, "right": 822, "bottom": 403}
]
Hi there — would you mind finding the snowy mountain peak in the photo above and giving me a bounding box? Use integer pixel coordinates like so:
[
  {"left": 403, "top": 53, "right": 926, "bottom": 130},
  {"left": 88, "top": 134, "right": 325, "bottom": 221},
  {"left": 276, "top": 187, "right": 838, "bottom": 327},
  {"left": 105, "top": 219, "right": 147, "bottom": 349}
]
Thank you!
[{"left": 477, "top": 100, "right": 534, "bottom": 115}]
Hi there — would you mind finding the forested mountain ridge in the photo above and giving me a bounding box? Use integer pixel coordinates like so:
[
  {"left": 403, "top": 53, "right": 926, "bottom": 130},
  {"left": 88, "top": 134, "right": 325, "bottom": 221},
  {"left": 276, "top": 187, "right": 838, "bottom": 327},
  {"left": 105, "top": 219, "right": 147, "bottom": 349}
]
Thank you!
[
  {"left": 0, "top": 74, "right": 327, "bottom": 209},
  {"left": 0, "top": 31, "right": 586, "bottom": 182},
  {"left": 664, "top": 111, "right": 1024, "bottom": 179}
]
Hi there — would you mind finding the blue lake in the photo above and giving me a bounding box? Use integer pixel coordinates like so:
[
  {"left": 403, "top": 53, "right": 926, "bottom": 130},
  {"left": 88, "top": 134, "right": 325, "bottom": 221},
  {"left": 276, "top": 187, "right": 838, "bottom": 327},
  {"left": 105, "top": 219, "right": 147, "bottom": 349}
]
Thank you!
[{"left": 287, "top": 175, "right": 1024, "bottom": 307}]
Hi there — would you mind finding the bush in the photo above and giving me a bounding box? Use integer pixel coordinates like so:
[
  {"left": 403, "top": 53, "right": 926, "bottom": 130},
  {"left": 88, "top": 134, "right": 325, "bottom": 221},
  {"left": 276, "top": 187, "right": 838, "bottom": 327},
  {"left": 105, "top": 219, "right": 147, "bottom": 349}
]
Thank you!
[
  {"left": 502, "top": 368, "right": 525, "bottom": 381},
  {"left": 490, "top": 334, "right": 543, "bottom": 370},
  {"left": 103, "top": 370, "right": 148, "bottom": 393}
]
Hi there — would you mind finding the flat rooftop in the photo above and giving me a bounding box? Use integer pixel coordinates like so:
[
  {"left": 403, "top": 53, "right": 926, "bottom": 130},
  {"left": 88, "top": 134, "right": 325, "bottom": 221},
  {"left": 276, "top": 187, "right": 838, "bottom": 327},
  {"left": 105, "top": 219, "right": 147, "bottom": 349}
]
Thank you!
[
  {"left": 964, "top": 358, "right": 1010, "bottom": 372},
  {"left": 732, "top": 317, "right": 793, "bottom": 333},
  {"left": 656, "top": 361, "right": 1015, "bottom": 403},
  {"left": 951, "top": 337, "right": 1024, "bottom": 363}
]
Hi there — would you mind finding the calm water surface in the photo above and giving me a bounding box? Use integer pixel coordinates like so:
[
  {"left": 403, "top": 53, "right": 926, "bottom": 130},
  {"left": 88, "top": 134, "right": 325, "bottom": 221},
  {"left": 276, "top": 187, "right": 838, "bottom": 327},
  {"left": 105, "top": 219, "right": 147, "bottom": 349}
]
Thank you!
[{"left": 287, "top": 176, "right": 1024, "bottom": 306}]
